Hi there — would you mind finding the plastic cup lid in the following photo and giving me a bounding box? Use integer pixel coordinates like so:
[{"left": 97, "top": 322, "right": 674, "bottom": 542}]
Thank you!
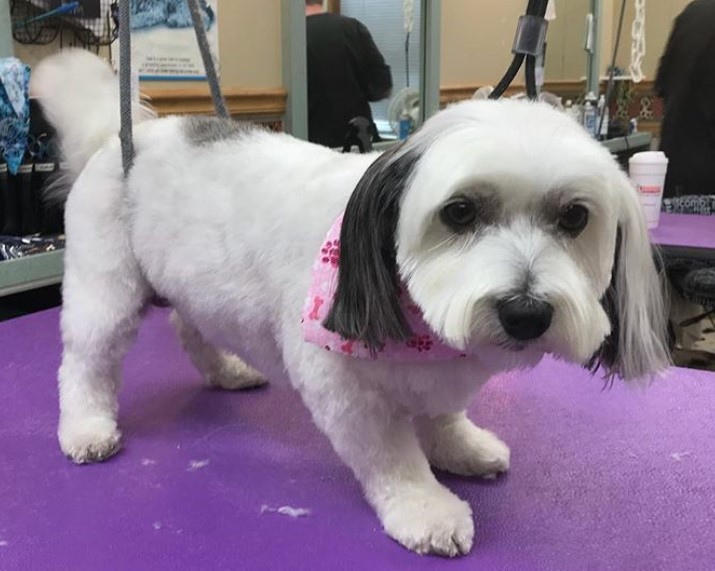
[{"left": 629, "top": 151, "right": 669, "bottom": 165}]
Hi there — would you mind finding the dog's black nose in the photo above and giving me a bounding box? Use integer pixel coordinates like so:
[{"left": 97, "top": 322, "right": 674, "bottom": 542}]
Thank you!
[{"left": 497, "top": 297, "right": 553, "bottom": 341}]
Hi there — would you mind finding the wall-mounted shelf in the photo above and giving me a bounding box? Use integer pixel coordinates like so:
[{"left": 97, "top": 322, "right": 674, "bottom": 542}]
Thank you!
[{"left": 0, "top": 249, "right": 64, "bottom": 297}]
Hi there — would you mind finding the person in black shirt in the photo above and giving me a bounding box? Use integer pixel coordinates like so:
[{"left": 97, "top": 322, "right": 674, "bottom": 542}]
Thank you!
[
  {"left": 655, "top": 0, "right": 715, "bottom": 199},
  {"left": 305, "top": 0, "right": 393, "bottom": 148}
]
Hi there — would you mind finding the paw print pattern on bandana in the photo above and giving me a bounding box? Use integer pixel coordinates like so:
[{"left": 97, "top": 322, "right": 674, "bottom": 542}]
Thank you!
[
  {"left": 407, "top": 334, "right": 434, "bottom": 353},
  {"left": 321, "top": 239, "right": 340, "bottom": 267},
  {"left": 302, "top": 215, "right": 467, "bottom": 361}
]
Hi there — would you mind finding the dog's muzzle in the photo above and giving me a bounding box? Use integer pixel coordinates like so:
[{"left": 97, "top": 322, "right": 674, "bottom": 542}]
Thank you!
[{"left": 497, "top": 297, "right": 554, "bottom": 341}]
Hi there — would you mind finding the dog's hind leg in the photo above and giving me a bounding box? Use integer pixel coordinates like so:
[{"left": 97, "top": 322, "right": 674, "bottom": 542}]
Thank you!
[
  {"left": 170, "top": 310, "right": 267, "bottom": 390},
  {"left": 58, "top": 265, "right": 149, "bottom": 464},
  {"left": 415, "top": 412, "right": 510, "bottom": 478},
  {"left": 57, "top": 168, "right": 150, "bottom": 464}
]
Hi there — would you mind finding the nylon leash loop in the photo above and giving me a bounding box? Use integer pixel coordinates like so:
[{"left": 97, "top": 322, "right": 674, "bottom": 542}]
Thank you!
[
  {"left": 118, "top": 0, "right": 133, "bottom": 177},
  {"left": 187, "top": 0, "right": 229, "bottom": 119},
  {"left": 118, "top": 0, "right": 229, "bottom": 179}
]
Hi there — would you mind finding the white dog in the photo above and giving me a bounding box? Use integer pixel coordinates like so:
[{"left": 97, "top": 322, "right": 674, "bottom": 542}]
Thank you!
[{"left": 32, "top": 50, "right": 670, "bottom": 557}]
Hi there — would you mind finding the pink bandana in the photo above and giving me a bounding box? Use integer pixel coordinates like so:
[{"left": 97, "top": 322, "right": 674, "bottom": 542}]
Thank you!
[{"left": 302, "top": 216, "right": 467, "bottom": 361}]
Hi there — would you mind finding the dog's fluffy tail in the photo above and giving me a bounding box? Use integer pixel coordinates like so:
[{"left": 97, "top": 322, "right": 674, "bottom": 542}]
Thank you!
[{"left": 30, "top": 49, "right": 155, "bottom": 203}]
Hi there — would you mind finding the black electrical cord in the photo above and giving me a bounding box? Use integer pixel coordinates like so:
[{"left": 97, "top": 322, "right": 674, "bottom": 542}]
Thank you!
[
  {"left": 491, "top": 54, "right": 526, "bottom": 99},
  {"left": 490, "top": 0, "right": 549, "bottom": 100},
  {"left": 525, "top": 0, "right": 541, "bottom": 18},
  {"left": 599, "top": 0, "right": 628, "bottom": 138},
  {"left": 525, "top": 55, "right": 537, "bottom": 99}
]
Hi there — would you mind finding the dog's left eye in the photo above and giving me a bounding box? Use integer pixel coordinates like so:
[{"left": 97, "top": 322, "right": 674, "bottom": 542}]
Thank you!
[
  {"left": 558, "top": 204, "right": 589, "bottom": 235},
  {"left": 440, "top": 199, "right": 477, "bottom": 231}
]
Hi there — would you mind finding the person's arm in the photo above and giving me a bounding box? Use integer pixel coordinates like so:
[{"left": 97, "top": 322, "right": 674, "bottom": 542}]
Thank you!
[{"left": 353, "top": 21, "right": 393, "bottom": 102}]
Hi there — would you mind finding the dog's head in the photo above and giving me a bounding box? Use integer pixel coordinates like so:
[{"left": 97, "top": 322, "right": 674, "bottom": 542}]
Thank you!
[{"left": 324, "top": 99, "right": 671, "bottom": 380}]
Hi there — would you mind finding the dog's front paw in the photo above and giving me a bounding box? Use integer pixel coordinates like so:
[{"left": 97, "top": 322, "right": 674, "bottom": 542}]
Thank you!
[
  {"left": 58, "top": 416, "right": 122, "bottom": 464},
  {"left": 380, "top": 486, "right": 474, "bottom": 557},
  {"left": 208, "top": 355, "right": 268, "bottom": 390},
  {"left": 423, "top": 417, "right": 510, "bottom": 478},
  {"left": 435, "top": 427, "right": 510, "bottom": 478}
]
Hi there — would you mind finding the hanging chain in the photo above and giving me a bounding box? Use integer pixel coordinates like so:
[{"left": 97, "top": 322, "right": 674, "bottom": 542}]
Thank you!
[{"left": 629, "top": 0, "right": 646, "bottom": 83}]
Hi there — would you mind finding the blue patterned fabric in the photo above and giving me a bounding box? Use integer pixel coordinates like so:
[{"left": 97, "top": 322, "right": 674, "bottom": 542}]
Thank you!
[
  {"left": 662, "top": 195, "right": 715, "bottom": 215},
  {"left": 130, "top": 0, "right": 214, "bottom": 31},
  {"left": 0, "top": 58, "right": 31, "bottom": 175}
]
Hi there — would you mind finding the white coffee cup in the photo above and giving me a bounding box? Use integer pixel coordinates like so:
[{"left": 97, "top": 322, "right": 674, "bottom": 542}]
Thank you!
[{"left": 629, "top": 151, "right": 669, "bottom": 229}]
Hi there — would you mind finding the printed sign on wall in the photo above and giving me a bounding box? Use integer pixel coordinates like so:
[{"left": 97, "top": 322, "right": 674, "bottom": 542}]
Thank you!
[{"left": 128, "top": 0, "right": 219, "bottom": 81}]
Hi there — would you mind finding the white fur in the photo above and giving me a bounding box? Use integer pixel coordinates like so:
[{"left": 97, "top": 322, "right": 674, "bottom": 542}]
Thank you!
[{"left": 34, "top": 51, "right": 670, "bottom": 557}]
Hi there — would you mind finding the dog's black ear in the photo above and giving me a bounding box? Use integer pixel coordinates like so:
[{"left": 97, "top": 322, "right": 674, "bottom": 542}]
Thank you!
[
  {"left": 323, "top": 146, "right": 419, "bottom": 349},
  {"left": 588, "top": 169, "right": 672, "bottom": 382},
  {"left": 587, "top": 225, "right": 670, "bottom": 383},
  {"left": 586, "top": 230, "right": 621, "bottom": 382}
]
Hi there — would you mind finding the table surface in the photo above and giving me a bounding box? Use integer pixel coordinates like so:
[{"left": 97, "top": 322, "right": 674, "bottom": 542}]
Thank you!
[
  {"left": 1, "top": 308, "right": 714, "bottom": 571},
  {"left": 650, "top": 213, "right": 715, "bottom": 251}
]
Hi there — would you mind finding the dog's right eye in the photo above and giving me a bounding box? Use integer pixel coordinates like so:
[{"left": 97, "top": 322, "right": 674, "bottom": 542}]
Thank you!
[
  {"left": 558, "top": 203, "right": 589, "bottom": 236},
  {"left": 440, "top": 199, "right": 477, "bottom": 231}
]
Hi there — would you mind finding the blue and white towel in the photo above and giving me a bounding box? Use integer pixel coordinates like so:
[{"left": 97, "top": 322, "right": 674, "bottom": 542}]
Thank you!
[{"left": 0, "top": 58, "right": 31, "bottom": 175}]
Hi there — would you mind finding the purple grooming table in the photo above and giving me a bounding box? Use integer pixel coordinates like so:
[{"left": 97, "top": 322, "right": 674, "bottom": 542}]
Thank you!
[
  {"left": 1, "top": 308, "right": 714, "bottom": 571},
  {"left": 651, "top": 213, "right": 715, "bottom": 260}
]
